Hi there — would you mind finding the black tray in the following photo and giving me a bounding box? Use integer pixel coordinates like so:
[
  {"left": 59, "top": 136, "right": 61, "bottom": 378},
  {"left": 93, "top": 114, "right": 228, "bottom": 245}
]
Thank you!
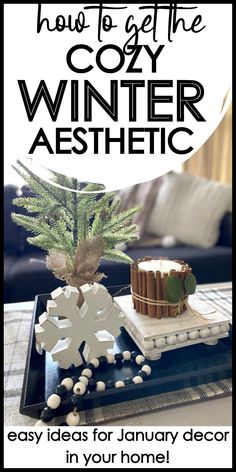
[{"left": 20, "top": 293, "right": 232, "bottom": 419}]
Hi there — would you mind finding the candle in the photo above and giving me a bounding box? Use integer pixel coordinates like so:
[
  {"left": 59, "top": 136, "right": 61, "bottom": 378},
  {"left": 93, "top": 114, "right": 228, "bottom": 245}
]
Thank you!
[
  {"left": 131, "top": 257, "right": 191, "bottom": 318},
  {"left": 138, "top": 259, "right": 182, "bottom": 277}
]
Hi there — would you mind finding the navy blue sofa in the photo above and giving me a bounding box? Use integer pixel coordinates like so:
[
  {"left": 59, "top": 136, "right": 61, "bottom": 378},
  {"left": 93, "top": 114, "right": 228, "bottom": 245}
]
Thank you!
[{"left": 4, "top": 184, "right": 232, "bottom": 303}]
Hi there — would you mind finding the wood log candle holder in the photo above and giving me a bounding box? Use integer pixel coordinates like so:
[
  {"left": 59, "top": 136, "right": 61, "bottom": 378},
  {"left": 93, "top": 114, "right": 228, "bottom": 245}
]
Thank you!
[{"left": 131, "top": 257, "right": 194, "bottom": 319}]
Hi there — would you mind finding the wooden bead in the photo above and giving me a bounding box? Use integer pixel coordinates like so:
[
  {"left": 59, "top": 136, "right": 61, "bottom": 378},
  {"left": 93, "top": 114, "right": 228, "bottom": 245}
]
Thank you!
[
  {"left": 189, "top": 330, "right": 199, "bottom": 340},
  {"left": 99, "top": 356, "right": 108, "bottom": 367},
  {"left": 115, "top": 353, "right": 123, "bottom": 362},
  {"left": 141, "top": 364, "right": 151, "bottom": 375},
  {"left": 106, "top": 353, "right": 115, "bottom": 364},
  {"left": 90, "top": 358, "right": 100, "bottom": 368},
  {"left": 221, "top": 323, "right": 229, "bottom": 333},
  {"left": 40, "top": 407, "right": 54, "bottom": 422},
  {"left": 73, "top": 382, "right": 86, "bottom": 395},
  {"left": 105, "top": 380, "right": 115, "bottom": 389},
  {"left": 35, "top": 420, "right": 47, "bottom": 426},
  {"left": 199, "top": 328, "right": 210, "bottom": 338},
  {"left": 142, "top": 340, "right": 155, "bottom": 350},
  {"left": 61, "top": 378, "right": 73, "bottom": 391},
  {"left": 138, "top": 370, "right": 147, "bottom": 379},
  {"left": 210, "top": 326, "right": 221, "bottom": 336},
  {"left": 71, "top": 394, "right": 82, "bottom": 408},
  {"left": 124, "top": 378, "right": 134, "bottom": 385},
  {"left": 81, "top": 368, "right": 93, "bottom": 379},
  {"left": 79, "top": 376, "right": 89, "bottom": 386},
  {"left": 166, "top": 335, "right": 177, "bottom": 345},
  {"left": 155, "top": 337, "right": 166, "bottom": 348},
  {"left": 84, "top": 363, "right": 95, "bottom": 372},
  {"left": 133, "top": 376, "right": 143, "bottom": 384},
  {"left": 135, "top": 354, "right": 145, "bottom": 365},
  {"left": 47, "top": 394, "right": 61, "bottom": 409},
  {"left": 122, "top": 350, "right": 131, "bottom": 361},
  {"left": 96, "top": 381, "right": 106, "bottom": 392},
  {"left": 115, "top": 380, "right": 125, "bottom": 388},
  {"left": 54, "top": 384, "right": 67, "bottom": 398},
  {"left": 177, "top": 333, "right": 188, "bottom": 343},
  {"left": 88, "top": 379, "right": 97, "bottom": 391},
  {"left": 66, "top": 411, "right": 80, "bottom": 426}
]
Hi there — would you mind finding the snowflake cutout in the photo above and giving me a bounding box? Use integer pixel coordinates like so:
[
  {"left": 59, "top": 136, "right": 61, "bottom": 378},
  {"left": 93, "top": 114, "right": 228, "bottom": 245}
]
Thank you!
[{"left": 35, "top": 283, "right": 125, "bottom": 369}]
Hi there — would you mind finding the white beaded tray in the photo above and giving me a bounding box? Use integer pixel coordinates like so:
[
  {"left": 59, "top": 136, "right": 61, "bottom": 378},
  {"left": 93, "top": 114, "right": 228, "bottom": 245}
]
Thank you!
[{"left": 114, "top": 294, "right": 230, "bottom": 360}]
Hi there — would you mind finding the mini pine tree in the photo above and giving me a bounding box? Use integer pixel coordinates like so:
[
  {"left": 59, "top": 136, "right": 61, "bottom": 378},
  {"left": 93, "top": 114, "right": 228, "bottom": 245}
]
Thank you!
[{"left": 11, "top": 160, "right": 139, "bottom": 288}]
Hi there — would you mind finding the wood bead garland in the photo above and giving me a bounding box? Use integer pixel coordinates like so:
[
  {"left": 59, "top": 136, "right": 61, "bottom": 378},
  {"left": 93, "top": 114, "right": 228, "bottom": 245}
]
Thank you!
[{"left": 35, "top": 351, "right": 152, "bottom": 426}]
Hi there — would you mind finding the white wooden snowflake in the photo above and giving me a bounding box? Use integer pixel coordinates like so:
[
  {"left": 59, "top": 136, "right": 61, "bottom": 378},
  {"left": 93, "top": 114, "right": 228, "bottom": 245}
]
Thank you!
[{"left": 35, "top": 283, "right": 125, "bottom": 369}]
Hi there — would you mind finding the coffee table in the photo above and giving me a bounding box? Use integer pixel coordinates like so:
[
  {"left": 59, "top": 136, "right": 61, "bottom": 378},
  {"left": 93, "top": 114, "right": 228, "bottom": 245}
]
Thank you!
[{"left": 4, "top": 282, "right": 232, "bottom": 426}]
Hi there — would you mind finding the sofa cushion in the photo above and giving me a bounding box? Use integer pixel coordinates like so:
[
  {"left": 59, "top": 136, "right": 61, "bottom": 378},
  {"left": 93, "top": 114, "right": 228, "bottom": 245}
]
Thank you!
[
  {"left": 4, "top": 254, "right": 18, "bottom": 278},
  {"left": 4, "top": 242, "right": 232, "bottom": 303},
  {"left": 118, "top": 177, "right": 163, "bottom": 240},
  {"left": 217, "top": 213, "right": 232, "bottom": 247},
  {"left": 147, "top": 172, "right": 232, "bottom": 248},
  {"left": 100, "top": 244, "right": 232, "bottom": 290},
  {"left": 5, "top": 253, "right": 65, "bottom": 303}
]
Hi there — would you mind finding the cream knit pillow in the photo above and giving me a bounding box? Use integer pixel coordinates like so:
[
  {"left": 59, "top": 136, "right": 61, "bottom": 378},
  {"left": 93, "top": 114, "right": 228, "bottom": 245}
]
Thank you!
[{"left": 147, "top": 172, "right": 232, "bottom": 248}]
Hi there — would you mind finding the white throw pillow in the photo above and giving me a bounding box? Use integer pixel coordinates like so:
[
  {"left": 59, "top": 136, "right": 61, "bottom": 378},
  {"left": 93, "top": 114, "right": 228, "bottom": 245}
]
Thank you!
[{"left": 147, "top": 172, "right": 232, "bottom": 248}]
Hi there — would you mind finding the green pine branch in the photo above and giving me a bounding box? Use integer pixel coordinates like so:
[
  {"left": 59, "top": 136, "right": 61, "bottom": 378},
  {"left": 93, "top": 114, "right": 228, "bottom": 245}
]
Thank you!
[
  {"left": 102, "top": 248, "right": 134, "bottom": 264},
  {"left": 11, "top": 161, "right": 140, "bottom": 281},
  {"left": 103, "top": 206, "right": 140, "bottom": 232},
  {"left": 12, "top": 160, "right": 70, "bottom": 211}
]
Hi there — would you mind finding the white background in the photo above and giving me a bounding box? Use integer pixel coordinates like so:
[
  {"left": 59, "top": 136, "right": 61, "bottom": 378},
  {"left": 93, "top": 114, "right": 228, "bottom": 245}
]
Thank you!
[
  {"left": 4, "top": 4, "right": 232, "bottom": 190},
  {"left": 4, "top": 426, "right": 232, "bottom": 469}
]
